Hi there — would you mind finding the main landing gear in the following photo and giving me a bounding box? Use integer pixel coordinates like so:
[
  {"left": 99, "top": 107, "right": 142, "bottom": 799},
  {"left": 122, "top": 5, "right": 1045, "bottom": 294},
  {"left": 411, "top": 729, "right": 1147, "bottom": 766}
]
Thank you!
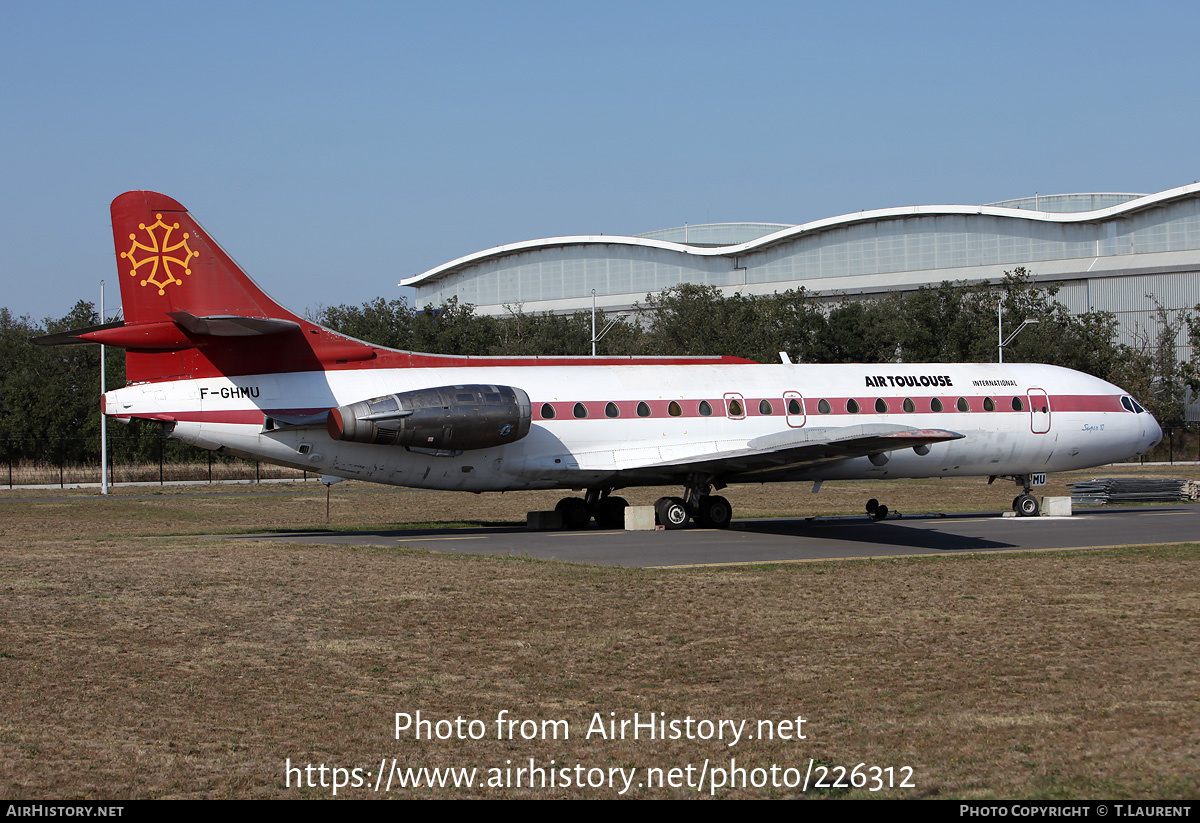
[
  {"left": 554, "top": 480, "right": 734, "bottom": 530},
  {"left": 654, "top": 492, "right": 733, "bottom": 530},
  {"left": 554, "top": 489, "right": 628, "bottom": 530}
]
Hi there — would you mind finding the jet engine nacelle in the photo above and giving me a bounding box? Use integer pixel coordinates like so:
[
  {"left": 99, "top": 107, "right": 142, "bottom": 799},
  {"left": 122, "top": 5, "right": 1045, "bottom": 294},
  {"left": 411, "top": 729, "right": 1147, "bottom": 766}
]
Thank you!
[{"left": 327, "top": 384, "right": 532, "bottom": 451}]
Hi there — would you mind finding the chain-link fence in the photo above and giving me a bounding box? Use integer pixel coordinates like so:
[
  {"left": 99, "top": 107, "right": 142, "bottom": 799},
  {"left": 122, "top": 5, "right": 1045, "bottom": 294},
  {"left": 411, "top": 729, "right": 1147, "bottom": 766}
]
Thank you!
[{"left": 1, "top": 435, "right": 314, "bottom": 488}]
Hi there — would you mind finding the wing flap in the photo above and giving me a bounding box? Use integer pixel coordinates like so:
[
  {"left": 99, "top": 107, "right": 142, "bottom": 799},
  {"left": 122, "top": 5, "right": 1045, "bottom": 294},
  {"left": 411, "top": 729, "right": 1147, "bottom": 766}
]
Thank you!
[{"left": 638, "top": 424, "right": 964, "bottom": 478}]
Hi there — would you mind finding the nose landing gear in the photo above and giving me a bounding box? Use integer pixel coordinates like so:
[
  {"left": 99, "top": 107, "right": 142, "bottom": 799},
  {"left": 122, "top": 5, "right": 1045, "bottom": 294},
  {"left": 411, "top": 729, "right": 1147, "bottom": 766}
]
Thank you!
[
  {"left": 865, "top": 498, "right": 890, "bottom": 521},
  {"left": 1013, "top": 493, "right": 1040, "bottom": 517},
  {"left": 990, "top": 474, "right": 1042, "bottom": 517}
]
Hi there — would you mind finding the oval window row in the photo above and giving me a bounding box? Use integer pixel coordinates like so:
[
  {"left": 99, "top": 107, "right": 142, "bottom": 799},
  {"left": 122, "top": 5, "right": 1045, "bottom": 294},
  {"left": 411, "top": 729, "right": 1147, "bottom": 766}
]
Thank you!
[
  {"left": 540, "top": 396, "right": 1025, "bottom": 419},
  {"left": 819, "top": 396, "right": 1024, "bottom": 414}
]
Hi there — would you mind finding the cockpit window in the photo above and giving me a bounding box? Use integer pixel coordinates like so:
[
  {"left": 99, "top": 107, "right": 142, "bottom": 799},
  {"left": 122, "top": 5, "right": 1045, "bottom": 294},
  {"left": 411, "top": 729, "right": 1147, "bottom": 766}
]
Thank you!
[
  {"left": 1130, "top": 397, "right": 1146, "bottom": 414},
  {"left": 1121, "top": 396, "right": 1134, "bottom": 413}
]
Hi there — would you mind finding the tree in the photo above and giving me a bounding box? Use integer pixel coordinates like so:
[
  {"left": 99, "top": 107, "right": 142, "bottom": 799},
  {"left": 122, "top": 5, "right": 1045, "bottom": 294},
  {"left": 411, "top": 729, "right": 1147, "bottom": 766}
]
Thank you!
[{"left": 316, "top": 297, "right": 415, "bottom": 350}]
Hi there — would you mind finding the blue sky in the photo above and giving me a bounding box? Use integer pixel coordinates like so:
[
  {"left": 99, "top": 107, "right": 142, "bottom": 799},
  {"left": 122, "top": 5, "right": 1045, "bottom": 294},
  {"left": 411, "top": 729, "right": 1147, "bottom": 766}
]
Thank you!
[{"left": 2, "top": 0, "right": 1198, "bottom": 322}]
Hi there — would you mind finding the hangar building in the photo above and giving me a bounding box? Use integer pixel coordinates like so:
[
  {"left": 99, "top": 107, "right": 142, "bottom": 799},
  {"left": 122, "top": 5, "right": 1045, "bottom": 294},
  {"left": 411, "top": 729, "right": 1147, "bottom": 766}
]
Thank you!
[{"left": 401, "top": 183, "right": 1200, "bottom": 415}]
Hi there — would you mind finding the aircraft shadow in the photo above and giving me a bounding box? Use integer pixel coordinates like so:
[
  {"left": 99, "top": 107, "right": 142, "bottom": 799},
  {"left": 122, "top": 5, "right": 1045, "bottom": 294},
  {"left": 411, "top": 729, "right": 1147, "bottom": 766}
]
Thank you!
[{"left": 734, "top": 514, "right": 1016, "bottom": 552}]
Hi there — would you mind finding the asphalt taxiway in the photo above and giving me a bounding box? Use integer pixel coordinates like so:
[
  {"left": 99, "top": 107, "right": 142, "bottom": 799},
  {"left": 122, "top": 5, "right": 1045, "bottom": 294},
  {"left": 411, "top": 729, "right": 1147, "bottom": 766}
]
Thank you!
[{"left": 234, "top": 505, "right": 1199, "bottom": 568}]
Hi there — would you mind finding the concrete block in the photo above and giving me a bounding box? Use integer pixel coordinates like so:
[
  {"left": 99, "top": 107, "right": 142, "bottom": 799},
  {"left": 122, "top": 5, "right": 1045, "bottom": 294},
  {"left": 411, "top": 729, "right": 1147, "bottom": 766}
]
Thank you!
[
  {"left": 624, "top": 506, "right": 656, "bottom": 530},
  {"left": 1041, "top": 496, "right": 1073, "bottom": 517},
  {"left": 526, "top": 510, "right": 563, "bottom": 530}
]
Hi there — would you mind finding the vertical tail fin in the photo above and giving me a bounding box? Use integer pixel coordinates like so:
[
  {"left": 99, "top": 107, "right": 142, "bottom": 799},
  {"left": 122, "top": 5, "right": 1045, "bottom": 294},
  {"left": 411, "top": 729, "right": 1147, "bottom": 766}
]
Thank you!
[
  {"left": 106, "top": 191, "right": 378, "bottom": 383},
  {"left": 111, "top": 191, "right": 300, "bottom": 326}
]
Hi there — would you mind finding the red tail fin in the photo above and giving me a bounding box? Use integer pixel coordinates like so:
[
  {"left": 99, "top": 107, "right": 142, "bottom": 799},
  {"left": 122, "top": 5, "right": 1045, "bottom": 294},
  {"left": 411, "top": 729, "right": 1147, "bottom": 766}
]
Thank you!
[
  {"left": 111, "top": 191, "right": 300, "bottom": 326},
  {"left": 108, "top": 191, "right": 378, "bottom": 383}
]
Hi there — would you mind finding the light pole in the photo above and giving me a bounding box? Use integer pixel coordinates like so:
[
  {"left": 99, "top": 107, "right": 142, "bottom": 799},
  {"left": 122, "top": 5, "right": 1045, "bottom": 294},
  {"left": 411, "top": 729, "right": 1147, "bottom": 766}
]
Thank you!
[
  {"left": 589, "top": 289, "right": 623, "bottom": 356},
  {"left": 998, "top": 297, "right": 1038, "bottom": 363},
  {"left": 100, "top": 280, "right": 108, "bottom": 495}
]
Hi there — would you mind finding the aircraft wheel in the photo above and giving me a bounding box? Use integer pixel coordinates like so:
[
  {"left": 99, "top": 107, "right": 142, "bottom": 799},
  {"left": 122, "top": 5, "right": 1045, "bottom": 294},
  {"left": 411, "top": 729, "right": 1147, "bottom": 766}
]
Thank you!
[
  {"left": 866, "top": 498, "right": 879, "bottom": 515},
  {"left": 555, "top": 497, "right": 591, "bottom": 530},
  {"left": 655, "top": 496, "right": 690, "bottom": 530},
  {"left": 595, "top": 496, "right": 628, "bottom": 529},
  {"left": 695, "top": 495, "right": 733, "bottom": 529},
  {"left": 871, "top": 503, "right": 889, "bottom": 521},
  {"left": 1015, "top": 493, "right": 1040, "bottom": 517}
]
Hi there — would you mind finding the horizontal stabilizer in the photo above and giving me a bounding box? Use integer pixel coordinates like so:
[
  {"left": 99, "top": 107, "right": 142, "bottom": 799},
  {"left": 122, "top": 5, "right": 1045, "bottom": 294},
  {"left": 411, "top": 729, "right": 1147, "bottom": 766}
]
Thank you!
[
  {"left": 31, "top": 321, "right": 126, "bottom": 347},
  {"left": 166, "top": 311, "right": 299, "bottom": 337},
  {"left": 33, "top": 314, "right": 301, "bottom": 351}
]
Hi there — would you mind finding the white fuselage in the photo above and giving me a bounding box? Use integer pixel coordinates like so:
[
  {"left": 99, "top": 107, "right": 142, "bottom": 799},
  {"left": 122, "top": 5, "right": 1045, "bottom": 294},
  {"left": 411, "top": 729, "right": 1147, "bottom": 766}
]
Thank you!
[{"left": 104, "top": 361, "right": 1162, "bottom": 492}]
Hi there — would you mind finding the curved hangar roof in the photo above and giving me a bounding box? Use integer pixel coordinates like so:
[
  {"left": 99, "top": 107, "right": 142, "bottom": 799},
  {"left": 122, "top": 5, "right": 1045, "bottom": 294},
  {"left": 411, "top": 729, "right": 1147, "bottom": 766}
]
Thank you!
[{"left": 400, "top": 185, "right": 1200, "bottom": 309}]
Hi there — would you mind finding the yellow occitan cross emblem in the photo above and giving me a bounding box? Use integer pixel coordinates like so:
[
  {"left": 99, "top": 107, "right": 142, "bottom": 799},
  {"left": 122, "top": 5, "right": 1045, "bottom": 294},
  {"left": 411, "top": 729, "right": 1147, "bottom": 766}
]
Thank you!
[{"left": 121, "top": 213, "right": 199, "bottom": 295}]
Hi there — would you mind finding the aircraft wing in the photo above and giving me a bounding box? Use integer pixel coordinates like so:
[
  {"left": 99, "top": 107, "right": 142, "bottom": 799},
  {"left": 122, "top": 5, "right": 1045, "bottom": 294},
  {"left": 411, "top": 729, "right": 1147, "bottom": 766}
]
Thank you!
[{"left": 630, "top": 424, "right": 964, "bottom": 481}]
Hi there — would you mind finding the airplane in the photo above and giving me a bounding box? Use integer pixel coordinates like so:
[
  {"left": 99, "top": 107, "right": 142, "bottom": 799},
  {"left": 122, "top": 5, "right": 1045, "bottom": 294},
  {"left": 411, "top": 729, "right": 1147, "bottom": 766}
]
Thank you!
[{"left": 38, "top": 191, "right": 1164, "bottom": 529}]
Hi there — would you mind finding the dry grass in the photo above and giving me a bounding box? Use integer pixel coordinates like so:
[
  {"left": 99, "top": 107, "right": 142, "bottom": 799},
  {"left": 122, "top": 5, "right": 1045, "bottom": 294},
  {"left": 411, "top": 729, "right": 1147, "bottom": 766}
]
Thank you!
[{"left": 0, "top": 468, "right": 1197, "bottom": 799}]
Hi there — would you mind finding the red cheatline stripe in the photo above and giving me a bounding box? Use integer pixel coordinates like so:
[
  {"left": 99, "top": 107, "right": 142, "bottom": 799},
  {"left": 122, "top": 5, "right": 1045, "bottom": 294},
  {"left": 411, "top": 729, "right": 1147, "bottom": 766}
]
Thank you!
[
  {"left": 536, "top": 394, "right": 1128, "bottom": 420},
  {"left": 111, "top": 394, "right": 1130, "bottom": 425}
]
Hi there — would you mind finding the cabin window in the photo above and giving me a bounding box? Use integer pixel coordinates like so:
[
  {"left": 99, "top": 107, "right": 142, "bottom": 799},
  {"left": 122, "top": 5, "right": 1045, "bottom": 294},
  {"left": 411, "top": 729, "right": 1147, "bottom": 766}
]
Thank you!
[
  {"left": 818, "top": 399, "right": 831, "bottom": 414},
  {"left": 541, "top": 403, "right": 556, "bottom": 419},
  {"left": 875, "top": 398, "right": 888, "bottom": 413},
  {"left": 637, "top": 401, "right": 651, "bottom": 417},
  {"left": 788, "top": 398, "right": 802, "bottom": 415},
  {"left": 984, "top": 397, "right": 996, "bottom": 412},
  {"left": 957, "top": 397, "right": 970, "bottom": 412},
  {"left": 1012, "top": 396, "right": 1024, "bottom": 412},
  {"left": 931, "top": 397, "right": 943, "bottom": 412},
  {"left": 573, "top": 402, "right": 588, "bottom": 419},
  {"left": 847, "top": 398, "right": 860, "bottom": 414},
  {"left": 728, "top": 399, "right": 744, "bottom": 417},
  {"left": 699, "top": 400, "right": 713, "bottom": 416},
  {"left": 668, "top": 401, "right": 682, "bottom": 417},
  {"left": 605, "top": 402, "right": 620, "bottom": 418},
  {"left": 903, "top": 398, "right": 915, "bottom": 413},
  {"left": 759, "top": 399, "right": 773, "bottom": 415}
]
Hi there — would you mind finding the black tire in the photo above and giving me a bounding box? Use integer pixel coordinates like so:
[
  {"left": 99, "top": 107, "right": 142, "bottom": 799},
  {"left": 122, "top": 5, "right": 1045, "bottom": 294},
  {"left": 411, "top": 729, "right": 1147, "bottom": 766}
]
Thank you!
[
  {"left": 655, "top": 496, "right": 689, "bottom": 530},
  {"left": 872, "top": 503, "right": 889, "bottom": 521},
  {"left": 695, "top": 495, "right": 733, "bottom": 529},
  {"left": 595, "top": 496, "right": 628, "bottom": 529},
  {"left": 866, "top": 498, "right": 879, "bottom": 514},
  {"left": 1015, "top": 493, "right": 1040, "bottom": 517},
  {"left": 555, "top": 497, "right": 590, "bottom": 530}
]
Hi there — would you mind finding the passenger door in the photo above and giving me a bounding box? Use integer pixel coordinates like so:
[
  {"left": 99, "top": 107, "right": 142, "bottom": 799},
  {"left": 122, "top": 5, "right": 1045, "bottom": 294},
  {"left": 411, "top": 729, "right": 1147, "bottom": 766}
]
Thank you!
[{"left": 1028, "top": 388, "right": 1051, "bottom": 434}]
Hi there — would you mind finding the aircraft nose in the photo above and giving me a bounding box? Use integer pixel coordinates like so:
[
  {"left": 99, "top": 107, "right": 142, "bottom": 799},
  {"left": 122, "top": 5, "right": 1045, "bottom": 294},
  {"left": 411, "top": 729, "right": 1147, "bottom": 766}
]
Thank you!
[{"left": 1144, "top": 414, "right": 1163, "bottom": 452}]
